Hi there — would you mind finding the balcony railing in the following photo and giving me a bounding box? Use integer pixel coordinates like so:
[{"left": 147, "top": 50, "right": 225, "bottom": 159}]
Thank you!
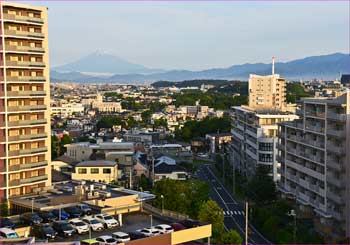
[
  {"left": 305, "top": 110, "right": 325, "bottom": 119},
  {"left": 8, "top": 133, "right": 47, "bottom": 142},
  {"left": 7, "top": 105, "right": 46, "bottom": 112},
  {"left": 3, "top": 13, "right": 44, "bottom": 24},
  {"left": 5, "top": 60, "right": 45, "bottom": 67},
  {"left": 327, "top": 191, "right": 345, "bottom": 205},
  {"left": 9, "top": 160, "right": 48, "bottom": 171},
  {"left": 6, "top": 76, "right": 46, "bottom": 82},
  {"left": 4, "top": 29, "right": 44, "bottom": 38},
  {"left": 327, "top": 143, "right": 346, "bottom": 155},
  {"left": 6, "top": 90, "right": 46, "bottom": 97},
  {"left": 8, "top": 146, "right": 47, "bottom": 156},
  {"left": 305, "top": 125, "right": 325, "bottom": 133},
  {"left": 8, "top": 118, "right": 47, "bottom": 127},
  {"left": 327, "top": 175, "right": 346, "bottom": 188},
  {"left": 5, "top": 45, "right": 45, "bottom": 53},
  {"left": 327, "top": 112, "right": 347, "bottom": 121},
  {"left": 9, "top": 174, "right": 48, "bottom": 186},
  {"left": 327, "top": 128, "right": 345, "bottom": 138}
]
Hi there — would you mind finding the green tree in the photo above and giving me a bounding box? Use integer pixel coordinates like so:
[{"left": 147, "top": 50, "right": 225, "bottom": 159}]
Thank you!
[
  {"left": 246, "top": 165, "right": 277, "bottom": 205},
  {"left": 153, "top": 118, "right": 167, "bottom": 128},
  {"left": 286, "top": 82, "right": 312, "bottom": 103},
  {"left": 141, "top": 110, "right": 152, "bottom": 124},
  {"left": 1, "top": 201, "right": 8, "bottom": 217},
  {"left": 60, "top": 134, "right": 72, "bottom": 154},
  {"left": 138, "top": 174, "right": 152, "bottom": 191},
  {"left": 96, "top": 116, "right": 123, "bottom": 130},
  {"left": 198, "top": 200, "right": 225, "bottom": 242},
  {"left": 51, "top": 135, "right": 59, "bottom": 160},
  {"left": 221, "top": 230, "right": 243, "bottom": 244}
]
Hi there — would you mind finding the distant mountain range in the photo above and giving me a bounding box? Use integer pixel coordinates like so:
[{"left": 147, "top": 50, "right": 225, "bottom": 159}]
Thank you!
[{"left": 51, "top": 52, "right": 350, "bottom": 83}]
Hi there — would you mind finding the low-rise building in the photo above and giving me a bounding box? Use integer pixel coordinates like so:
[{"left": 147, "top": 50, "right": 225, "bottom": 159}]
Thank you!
[{"left": 72, "top": 160, "right": 118, "bottom": 183}]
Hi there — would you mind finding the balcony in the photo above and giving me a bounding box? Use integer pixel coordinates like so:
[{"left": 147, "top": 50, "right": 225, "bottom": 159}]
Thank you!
[
  {"left": 6, "top": 76, "right": 46, "bottom": 82},
  {"left": 8, "top": 146, "right": 47, "bottom": 156},
  {"left": 4, "top": 29, "right": 44, "bottom": 39},
  {"left": 9, "top": 160, "right": 48, "bottom": 171},
  {"left": 8, "top": 118, "right": 47, "bottom": 127},
  {"left": 327, "top": 128, "right": 345, "bottom": 138},
  {"left": 327, "top": 191, "right": 345, "bottom": 205},
  {"left": 327, "top": 143, "right": 346, "bottom": 155},
  {"left": 2, "top": 13, "right": 44, "bottom": 24},
  {"left": 327, "top": 175, "right": 346, "bottom": 188},
  {"left": 8, "top": 133, "right": 47, "bottom": 142},
  {"left": 9, "top": 174, "right": 48, "bottom": 186},
  {"left": 305, "top": 110, "right": 325, "bottom": 119},
  {"left": 5, "top": 60, "right": 45, "bottom": 68},
  {"left": 327, "top": 112, "right": 347, "bottom": 121},
  {"left": 5, "top": 45, "right": 45, "bottom": 53},
  {"left": 305, "top": 124, "right": 325, "bottom": 134},
  {"left": 327, "top": 161, "right": 343, "bottom": 172},
  {"left": 7, "top": 105, "right": 47, "bottom": 112},
  {"left": 6, "top": 90, "right": 46, "bottom": 97}
]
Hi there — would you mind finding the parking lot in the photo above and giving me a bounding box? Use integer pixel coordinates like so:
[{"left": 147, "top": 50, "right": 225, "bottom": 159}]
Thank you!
[{"left": 36, "top": 212, "right": 166, "bottom": 243}]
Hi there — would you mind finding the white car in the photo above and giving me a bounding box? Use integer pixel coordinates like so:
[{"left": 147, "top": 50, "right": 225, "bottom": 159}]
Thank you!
[
  {"left": 154, "top": 224, "right": 174, "bottom": 234},
  {"left": 96, "top": 235, "right": 117, "bottom": 245},
  {"left": 112, "top": 232, "right": 130, "bottom": 243},
  {"left": 69, "top": 219, "right": 89, "bottom": 234},
  {"left": 136, "top": 227, "right": 160, "bottom": 237},
  {"left": 82, "top": 217, "right": 104, "bottom": 231},
  {"left": 94, "top": 214, "right": 118, "bottom": 229},
  {"left": 0, "top": 228, "right": 19, "bottom": 239}
]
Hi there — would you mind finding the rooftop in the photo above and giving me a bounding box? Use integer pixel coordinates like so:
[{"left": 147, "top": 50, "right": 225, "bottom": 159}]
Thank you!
[{"left": 76, "top": 160, "right": 117, "bottom": 167}]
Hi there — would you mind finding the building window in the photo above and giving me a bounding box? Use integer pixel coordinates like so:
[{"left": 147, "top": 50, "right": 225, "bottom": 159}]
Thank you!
[
  {"left": 91, "top": 168, "right": 99, "bottom": 174},
  {"left": 103, "top": 168, "right": 111, "bottom": 174},
  {"left": 78, "top": 168, "right": 87, "bottom": 174},
  {"left": 259, "top": 153, "right": 273, "bottom": 163},
  {"left": 259, "top": 142, "right": 273, "bottom": 151}
]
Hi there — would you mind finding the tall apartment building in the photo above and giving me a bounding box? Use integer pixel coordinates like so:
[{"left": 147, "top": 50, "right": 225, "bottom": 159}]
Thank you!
[
  {"left": 230, "top": 106, "right": 297, "bottom": 181},
  {"left": 278, "top": 91, "right": 350, "bottom": 241},
  {"left": 248, "top": 74, "right": 286, "bottom": 111},
  {"left": 0, "top": 2, "right": 51, "bottom": 200}
]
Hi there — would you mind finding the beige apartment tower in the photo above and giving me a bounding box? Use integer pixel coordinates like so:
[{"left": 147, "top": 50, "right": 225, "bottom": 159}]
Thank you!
[
  {"left": 248, "top": 74, "right": 286, "bottom": 111},
  {"left": 0, "top": 2, "right": 51, "bottom": 200}
]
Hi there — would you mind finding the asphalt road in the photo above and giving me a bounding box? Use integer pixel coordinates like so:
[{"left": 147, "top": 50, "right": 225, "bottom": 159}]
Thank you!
[{"left": 196, "top": 164, "right": 271, "bottom": 245}]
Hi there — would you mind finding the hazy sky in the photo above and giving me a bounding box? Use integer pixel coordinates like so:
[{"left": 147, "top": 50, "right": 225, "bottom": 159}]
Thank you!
[{"left": 21, "top": 1, "right": 350, "bottom": 70}]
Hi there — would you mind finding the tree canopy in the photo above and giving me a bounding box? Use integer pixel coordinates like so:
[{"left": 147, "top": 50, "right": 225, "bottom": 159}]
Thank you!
[{"left": 175, "top": 116, "right": 231, "bottom": 142}]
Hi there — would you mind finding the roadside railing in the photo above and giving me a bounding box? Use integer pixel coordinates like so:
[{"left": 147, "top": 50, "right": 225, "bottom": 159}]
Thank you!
[{"left": 143, "top": 202, "right": 189, "bottom": 221}]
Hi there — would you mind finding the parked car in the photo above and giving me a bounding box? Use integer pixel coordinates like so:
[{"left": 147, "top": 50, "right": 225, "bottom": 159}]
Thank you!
[
  {"left": 52, "top": 221, "right": 75, "bottom": 237},
  {"left": 0, "top": 218, "right": 15, "bottom": 229},
  {"left": 52, "top": 209, "right": 70, "bottom": 220},
  {"left": 170, "top": 222, "right": 186, "bottom": 231},
  {"left": 69, "top": 219, "right": 89, "bottom": 234},
  {"left": 82, "top": 217, "right": 104, "bottom": 231},
  {"left": 31, "top": 224, "right": 57, "bottom": 239},
  {"left": 154, "top": 224, "right": 174, "bottom": 234},
  {"left": 0, "top": 228, "right": 19, "bottom": 239},
  {"left": 128, "top": 231, "right": 147, "bottom": 240},
  {"left": 21, "top": 212, "right": 43, "bottom": 225},
  {"left": 112, "top": 231, "right": 130, "bottom": 243},
  {"left": 64, "top": 207, "right": 83, "bottom": 218},
  {"left": 96, "top": 235, "right": 117, "bottom": 245},
  {"left": 179, "top": 219, "right": 201, "bottom": 228},
  {"left": 38, "top": 211, "right": 57, "bottom": 223},
  {"left": 76, "top": 204, "right": 92, "bottom": 215},
  {"left": 94, "top": 214, "right": 118, "bottom": 229},
  {"left": 136, "top": 227, "right": 160, "bottom": 237}
]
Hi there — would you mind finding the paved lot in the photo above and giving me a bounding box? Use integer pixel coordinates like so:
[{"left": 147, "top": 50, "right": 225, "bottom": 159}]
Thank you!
[{"left": 43, "top": 212, "right": 166, "bottom": 243}]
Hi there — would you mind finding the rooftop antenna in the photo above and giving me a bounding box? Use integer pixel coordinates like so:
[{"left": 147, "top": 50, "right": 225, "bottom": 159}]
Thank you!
[{"left": 272, "top": 57, "right": 275, "bottom": 75}]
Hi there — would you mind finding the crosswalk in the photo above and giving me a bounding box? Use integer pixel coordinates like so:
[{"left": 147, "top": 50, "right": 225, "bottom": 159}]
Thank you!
[{"left": 223, "top": 210, "right": 245, "bottom": 216}]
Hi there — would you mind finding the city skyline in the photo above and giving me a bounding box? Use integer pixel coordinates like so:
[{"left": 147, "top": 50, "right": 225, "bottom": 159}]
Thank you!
[{"left": 22, "top": 0, "right": 349, "bottom": 70}]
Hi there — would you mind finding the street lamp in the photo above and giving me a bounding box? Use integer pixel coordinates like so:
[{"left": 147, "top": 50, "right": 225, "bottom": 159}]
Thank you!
[
  {"left": 31, "top": 198, "right": 34, "bottom": 213},
  {"left": 160, "top": 195, "right": 164, "bottom": 214},
  {"left": 149, "top": 214, "right": 153, "bottom": 228},
  {"left": 288, "top": 209, "right": 297, "bottom": 244}
]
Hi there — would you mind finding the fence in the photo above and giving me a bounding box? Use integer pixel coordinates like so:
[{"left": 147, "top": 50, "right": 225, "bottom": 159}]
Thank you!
[{"left": 142, "top": 203, "right": 188, "bottom": 222}]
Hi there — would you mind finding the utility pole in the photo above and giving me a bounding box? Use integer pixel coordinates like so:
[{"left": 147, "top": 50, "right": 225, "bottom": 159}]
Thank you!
[
  {"left": 152, "top": 157, "right": 155, "bottom": 187},
  {"left": 232, "top": 156, "right": 235, "bottom": 195},
  {"left": 245, "top": 201, "right": 249, "bottom": 245}
]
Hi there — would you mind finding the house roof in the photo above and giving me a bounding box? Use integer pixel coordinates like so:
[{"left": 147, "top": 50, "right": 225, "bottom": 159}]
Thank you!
[
  {"left": 54, "top": 155, "right": 79, "bottom": 167},
  {"left": 155, "top": 156, "right": 176, "bottom": 167},
  {"left": 154, "top": 162, "right": 187, "bottom": 174},
  {"left": 76, "top": 160, "right": 117, "bottom": 167}
]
